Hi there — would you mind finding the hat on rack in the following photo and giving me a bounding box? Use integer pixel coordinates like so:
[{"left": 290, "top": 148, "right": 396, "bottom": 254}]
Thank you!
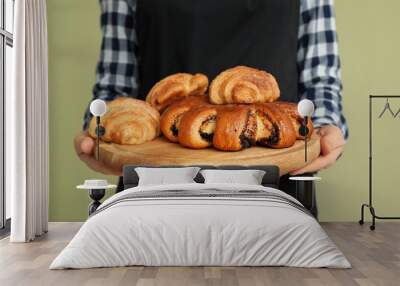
[{"left": 77, "top": 179, "right": 116, "bottom": 190}]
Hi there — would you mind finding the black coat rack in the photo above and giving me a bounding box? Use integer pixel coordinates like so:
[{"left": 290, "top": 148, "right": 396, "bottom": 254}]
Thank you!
[{"left": 359, "top": 95, "right": 400, "bottom": 230}]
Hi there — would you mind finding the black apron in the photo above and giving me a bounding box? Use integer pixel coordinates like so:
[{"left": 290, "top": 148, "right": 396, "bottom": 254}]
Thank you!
[
  {"left": 128, "top": 0, "right": 317, "bottom": 217},
  {"left": 136, "top": 0, "right": 299, "bottom": 103}
]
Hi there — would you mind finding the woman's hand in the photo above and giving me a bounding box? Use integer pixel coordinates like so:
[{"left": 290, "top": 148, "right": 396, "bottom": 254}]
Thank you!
[
  {"left": 74, "top": 131, "right": 122, "bottom": 176},
  {"left": 290, "top": 125, "right": 345, "bottom": 175}
]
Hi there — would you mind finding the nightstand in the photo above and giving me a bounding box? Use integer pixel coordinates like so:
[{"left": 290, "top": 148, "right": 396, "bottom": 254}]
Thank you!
[
  {"left": 289, "top": 176, "right": 321, "bottom": 213},
  {"left": 77, "top": 180, "right": 116, "bottom": 215}
]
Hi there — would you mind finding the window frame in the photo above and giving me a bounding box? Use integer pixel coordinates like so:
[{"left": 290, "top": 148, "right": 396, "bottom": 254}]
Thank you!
[{"left": 0, "top": 0, "right": 13, "bottom": 232}]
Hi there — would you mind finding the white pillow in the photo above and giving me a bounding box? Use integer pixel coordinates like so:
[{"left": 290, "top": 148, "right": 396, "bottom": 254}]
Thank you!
[
  {"left": 135, "top": 167, "right": 201, "bottom": 186},
  {"left": 200, "top": 169, "right": 266, "bottom": 185}
]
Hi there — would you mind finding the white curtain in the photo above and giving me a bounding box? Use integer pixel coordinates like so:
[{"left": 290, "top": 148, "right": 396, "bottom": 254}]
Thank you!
[{"left": 7, "top": 0, "right": 49, "bottom": 242}]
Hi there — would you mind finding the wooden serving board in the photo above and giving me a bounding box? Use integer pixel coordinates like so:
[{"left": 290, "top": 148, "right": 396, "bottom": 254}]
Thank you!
[{"left": 99, "top": 133, "right": 320, "bottom": 176}]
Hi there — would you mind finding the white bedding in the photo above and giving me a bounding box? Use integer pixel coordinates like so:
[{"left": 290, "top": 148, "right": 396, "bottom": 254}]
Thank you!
[{"left": 50, "top": 183, "right": 350, "bottom": 269}]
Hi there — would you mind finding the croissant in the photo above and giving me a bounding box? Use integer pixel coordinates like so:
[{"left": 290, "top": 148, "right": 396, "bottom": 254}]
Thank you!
[
  {"left": 146, "top": 73, "right": 209, "bottom": 112},
  {"left": 178, "top": 105, "right": 218, "bottom": 149},
  {"left": 88, "top": 97, "right": 160, "bottom": 145},
  {"left": 272, "top": 102, "right": 314, "bottom": 139},
  {"left": 160, "top": 95, "right": 209, "bottom": 142},
  {"left": 209, "top": 66, "right": 280, "bottom": 105}
]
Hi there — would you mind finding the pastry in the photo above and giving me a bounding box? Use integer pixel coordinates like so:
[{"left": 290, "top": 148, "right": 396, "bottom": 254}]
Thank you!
[
  {"left": 272, "top": 102, "right": 314, "bottom": 139},
  {"left": 213, "top": 105, "right": 253, "bottom": 151},
  {"left": 88, "top": 97, "right": 160, "bottom": 145},
  {"left": 253, "top": 103, "right": 297, "bottom": 149},
  {"left": 178, "top": 105, "right": 218, "bottom": 149},
  {"left": 209, "top": 66, "right": 280, "bottom": 105},
  {"left": 160, "top": 95, "right": 209, "bottom": 142},
  {"left": 151, "top": 69, "right": 313, "bottom": 151},
  {"left": 146, "top": 73, "right": 209, "bottom": 112},
  {"left": 160, "top": 99, "right": 311, "bottom": 151}
]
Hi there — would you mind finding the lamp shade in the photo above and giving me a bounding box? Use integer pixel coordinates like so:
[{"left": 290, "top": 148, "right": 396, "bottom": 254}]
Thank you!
[
  {"left": 297, "top": 99, "right": 315, "bottom": 117},
  {"left": 90, "top": 99, "right": 107, "bottom": 117}
]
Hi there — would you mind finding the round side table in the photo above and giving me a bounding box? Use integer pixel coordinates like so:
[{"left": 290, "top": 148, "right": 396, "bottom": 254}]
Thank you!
[{"left": 77, "top": 180, "right": 116, "bottom": 216}]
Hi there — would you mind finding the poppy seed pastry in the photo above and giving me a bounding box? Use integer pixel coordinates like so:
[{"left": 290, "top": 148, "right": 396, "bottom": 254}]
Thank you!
[
  {"left": 271, "top": 102, "right": 314, "bottom": 140},
  {"left": 178, "top": 105, "right": 218, "bottom": 149},
  {"left": 252, "top": 103, "right": 297, "bottom": 149},
  {"left": 161, "top": 99, "right": 310, "bottom": 151},
  {"left": 212, "top": 105, "right": 252, "bottom": 151},
  {"left": 160, "top": 95, "right": 209, "bottom": 142}
]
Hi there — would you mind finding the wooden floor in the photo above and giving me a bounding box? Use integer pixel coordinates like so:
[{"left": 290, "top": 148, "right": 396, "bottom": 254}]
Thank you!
[{"left": 0, "top": 222, "right": 399, "bottom": 286}]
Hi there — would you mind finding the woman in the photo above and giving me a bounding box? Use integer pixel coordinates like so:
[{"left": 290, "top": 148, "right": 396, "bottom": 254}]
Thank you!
[{"left": 74, "top": 0, "right": 347, "bottom": 215}]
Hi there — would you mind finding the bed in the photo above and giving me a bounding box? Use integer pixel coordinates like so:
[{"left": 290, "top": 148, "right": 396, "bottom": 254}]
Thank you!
[{"left": 50, "top": 165, "right": 350, "bottom": 269}]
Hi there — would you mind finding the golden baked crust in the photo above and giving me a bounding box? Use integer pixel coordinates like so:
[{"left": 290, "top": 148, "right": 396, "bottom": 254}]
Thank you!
[
  {"left": 149, "top": 71, "right": 312, "bottom": 151},
  {"left": 107, "top": 97, "right": 160, "bottom": 123},
  {"left": 178, "top": 105, "right": 218, "bottom": 149},
  {"left": 160, "top": 95, "right": 209, "bottom": 142},
  {"left": 272, "top": 102, "right": 314, "bottom": 139},
  {"left": 209, "top": 66, "right": 280, "bottom": 105},
  {"left": 160, "top": 100, "right": 311, "bottom": 151},
  {"left": 213, "top": 105, "right": 251, "bottom": 151},
  {"left": 146, "top": 73, "right": 209, "bottom": 112},
  {"left": 253, "top": 103, "right": 297, "bottom": 148},
  {"left": 88, "top": 97, "right": 160, "bottom": 145}
]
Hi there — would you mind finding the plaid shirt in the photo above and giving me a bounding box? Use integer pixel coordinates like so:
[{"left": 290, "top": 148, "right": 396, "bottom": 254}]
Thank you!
[{"left": 84, "top": 0, "right": 348, "bottom": 140}]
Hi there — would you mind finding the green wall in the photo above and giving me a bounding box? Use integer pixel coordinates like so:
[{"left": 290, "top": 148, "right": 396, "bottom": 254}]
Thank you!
[{"left": 47, "top": 0, "right": 400, "bottom": 222}]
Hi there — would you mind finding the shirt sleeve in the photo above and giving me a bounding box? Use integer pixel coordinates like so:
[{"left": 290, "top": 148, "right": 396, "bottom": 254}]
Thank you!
[
  {"left": 83, "top": 0, "right": 139, "bottom": 130},
  {"left": 298, "top": 0, "right": 349, "bottom": 140}
]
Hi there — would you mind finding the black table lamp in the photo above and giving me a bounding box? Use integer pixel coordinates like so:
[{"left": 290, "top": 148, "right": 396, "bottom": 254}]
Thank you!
[
  {"left": 89, "top": 99, "right": 107, "bottom": 160},
  {"left": 297, "top": 99, "right": 315, "bottom": 162}
]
